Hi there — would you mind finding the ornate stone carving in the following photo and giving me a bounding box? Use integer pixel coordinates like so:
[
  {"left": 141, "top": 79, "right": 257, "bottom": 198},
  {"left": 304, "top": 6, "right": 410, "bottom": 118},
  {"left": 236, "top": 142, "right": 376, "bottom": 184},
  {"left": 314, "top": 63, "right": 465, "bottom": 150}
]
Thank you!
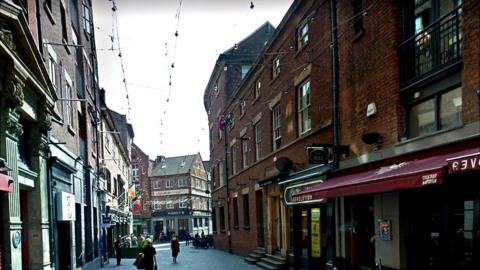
[
  {"left": 4, "top": 72, "right": 24, "bottom": 109},
  {"left": 6, "top": 117, "right": 23, "bottom": 139},
  {"left": 37, "top": 136, "right": 50, "bottom": 157},
  {"left": 38, "top": 106, "right": 52, "bottom": 133},
  {"left": 0, "top": 28, "right": 16, "bottom": 52}
]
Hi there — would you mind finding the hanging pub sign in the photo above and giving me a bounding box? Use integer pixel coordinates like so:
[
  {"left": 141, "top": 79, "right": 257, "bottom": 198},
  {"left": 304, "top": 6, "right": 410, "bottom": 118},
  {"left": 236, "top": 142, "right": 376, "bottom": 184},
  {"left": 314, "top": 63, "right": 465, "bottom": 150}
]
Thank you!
[
  {"left": 56, "top": 191, "right": 75, "bottom": 221},
  {"left": 308, "top": 147, "right": 330, "bottom": 165}
]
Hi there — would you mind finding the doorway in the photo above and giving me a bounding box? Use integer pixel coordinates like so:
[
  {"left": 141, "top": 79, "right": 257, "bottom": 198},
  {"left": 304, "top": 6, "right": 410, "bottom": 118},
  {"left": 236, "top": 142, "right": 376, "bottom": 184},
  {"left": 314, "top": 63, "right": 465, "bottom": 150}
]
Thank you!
[
  {"left": 256, "top": 190, "right": 264, "bottom": 247},
  {"left": 348, "top": 196, "right": 375, "bottom": 269},
  {"left": 271, "top": 196, "right": 282, "bottom": 251},
  {"left": 57, "top": 222, "right": 72, "bottom": 269},
  {"left": 20, "top": 190, "right": 29, "bottom": 270}
]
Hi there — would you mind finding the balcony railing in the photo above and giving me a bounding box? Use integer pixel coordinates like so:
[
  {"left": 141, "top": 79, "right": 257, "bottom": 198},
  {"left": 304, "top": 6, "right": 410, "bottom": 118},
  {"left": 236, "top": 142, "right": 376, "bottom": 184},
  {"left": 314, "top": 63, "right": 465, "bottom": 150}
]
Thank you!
[{"left": 400, "top": 6, "right": 463, "bottom": 88}]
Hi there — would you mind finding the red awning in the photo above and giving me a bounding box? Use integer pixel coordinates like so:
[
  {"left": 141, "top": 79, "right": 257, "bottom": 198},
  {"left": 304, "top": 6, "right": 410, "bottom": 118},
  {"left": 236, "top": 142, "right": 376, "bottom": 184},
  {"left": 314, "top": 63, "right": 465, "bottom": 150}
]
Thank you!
[
  {"left": 0, "top": 174, "right": 13, "bottom": 192},
  {"left": 293, "top": 147, "right": 480, "bottom": 202}
]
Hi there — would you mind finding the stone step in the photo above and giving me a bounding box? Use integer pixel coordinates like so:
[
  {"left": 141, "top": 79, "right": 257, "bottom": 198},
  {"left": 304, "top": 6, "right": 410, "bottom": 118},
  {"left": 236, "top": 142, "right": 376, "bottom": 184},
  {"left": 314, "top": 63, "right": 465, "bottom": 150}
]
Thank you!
[
  {"left": 249, "top": 252, "right": 264, "bottom": 259},
  {"left": 256, "top": 261, "right": 280, "bottom": 270},
  {"left": 265, "top": 254, "right": 286, "bottom": 263},
  {"left": 260, "top": 257, "right": 286, "bottom": 267},
  {"left": 253, "top": 249, "right": 266, "bottom": 256},
  {"left": 244, "top": 256, "right": 258, "bottom": 265}
]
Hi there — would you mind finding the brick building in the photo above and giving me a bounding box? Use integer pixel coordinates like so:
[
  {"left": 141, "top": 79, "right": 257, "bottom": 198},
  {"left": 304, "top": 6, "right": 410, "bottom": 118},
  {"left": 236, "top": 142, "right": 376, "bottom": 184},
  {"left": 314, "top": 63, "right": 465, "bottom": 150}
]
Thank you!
[
  {"left": 1, "top": 0, "right": 120, "bottom": 269},
  {"left": 149, "top": 153, "right": 210, "bottom": 241},
  {"left": 131, "top": 142, "right": 152, "bottom": 235},
  {"left": 205, "top": 0, "right": 480, "bottom": 269}
]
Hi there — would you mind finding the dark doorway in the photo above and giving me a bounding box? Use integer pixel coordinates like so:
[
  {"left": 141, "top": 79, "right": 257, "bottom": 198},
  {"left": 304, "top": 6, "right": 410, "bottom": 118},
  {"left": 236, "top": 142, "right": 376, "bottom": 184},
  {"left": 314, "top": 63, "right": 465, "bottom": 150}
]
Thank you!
[
  {"left": 107, "top": 227, "right": 113, "bottom": 257},
  {"left": 256, "top": 190, "right": 264, "bottom": 247},
  {"left": 20, "top": 190, "right": 28, "bottom": 270},
  {"left": 57, "top": 222, "right": 72, "bottom": 269},
  {"left": 348, "top": 196, "right": 375, "bottom": 269}
]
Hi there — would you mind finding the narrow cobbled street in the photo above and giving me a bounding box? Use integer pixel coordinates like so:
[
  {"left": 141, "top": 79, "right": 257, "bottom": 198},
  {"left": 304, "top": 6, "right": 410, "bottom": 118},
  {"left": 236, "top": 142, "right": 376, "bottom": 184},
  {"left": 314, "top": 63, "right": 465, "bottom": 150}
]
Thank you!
[{"left": 102, "top": 243, "right": 260, "bottom": 270}]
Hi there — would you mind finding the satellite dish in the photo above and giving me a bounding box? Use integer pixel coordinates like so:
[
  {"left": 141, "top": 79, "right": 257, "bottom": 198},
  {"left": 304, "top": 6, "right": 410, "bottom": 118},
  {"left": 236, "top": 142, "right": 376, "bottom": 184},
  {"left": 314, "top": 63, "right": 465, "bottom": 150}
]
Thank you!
[{"left": 275, "top": 157, "right": 293, "bottom": 173}]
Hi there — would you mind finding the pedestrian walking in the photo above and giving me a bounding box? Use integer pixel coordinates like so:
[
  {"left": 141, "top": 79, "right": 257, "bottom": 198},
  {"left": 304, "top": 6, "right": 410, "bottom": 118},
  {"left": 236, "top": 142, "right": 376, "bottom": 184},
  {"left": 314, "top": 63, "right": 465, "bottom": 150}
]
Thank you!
[
  {"left": 140, "top": 238, "right": 157, "bottom": 270},
  {"left": 114, "top": 237, "right": 122, "bottom": 266},
  {"left": 171, "top": 233, "right": 180, "bottom": 263},
  {"left": 186, "top": 232, "right": 191, "bottom": 246}
]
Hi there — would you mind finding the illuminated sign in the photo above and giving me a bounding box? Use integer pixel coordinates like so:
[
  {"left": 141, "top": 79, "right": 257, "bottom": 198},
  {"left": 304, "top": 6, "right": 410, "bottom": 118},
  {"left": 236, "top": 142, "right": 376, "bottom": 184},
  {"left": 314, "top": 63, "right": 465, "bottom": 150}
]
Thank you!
[{"left": 56, "top": 191, "right": 75, "bottom": 221}]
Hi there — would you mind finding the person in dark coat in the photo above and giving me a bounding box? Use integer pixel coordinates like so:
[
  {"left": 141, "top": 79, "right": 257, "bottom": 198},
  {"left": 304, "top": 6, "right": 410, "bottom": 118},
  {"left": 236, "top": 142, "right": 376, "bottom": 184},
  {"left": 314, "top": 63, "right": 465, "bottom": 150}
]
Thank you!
[
  {"left": 114, "top": 237, "right": 122, "bottom": 266},
  {"left": 140, "top": 238, "right": 157, "bottom": 270},
  {"left": 171, "top": 233, "right": 180, "bottom": 263}
]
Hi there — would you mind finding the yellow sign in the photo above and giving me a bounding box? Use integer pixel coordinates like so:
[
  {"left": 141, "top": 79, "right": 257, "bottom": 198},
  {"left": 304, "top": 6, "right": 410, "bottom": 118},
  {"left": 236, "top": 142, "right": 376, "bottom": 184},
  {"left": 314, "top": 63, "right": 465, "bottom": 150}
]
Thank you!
[{"left": 311, "top": 208, "right": 321, "bottom": 257}]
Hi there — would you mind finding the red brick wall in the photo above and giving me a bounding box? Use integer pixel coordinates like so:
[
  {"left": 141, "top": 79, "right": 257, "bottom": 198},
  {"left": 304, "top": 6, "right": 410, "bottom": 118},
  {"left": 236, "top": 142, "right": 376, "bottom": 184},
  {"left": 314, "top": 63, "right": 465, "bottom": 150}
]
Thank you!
[{"left": 462, "top": 0, "right": 480, "bottom": 123}]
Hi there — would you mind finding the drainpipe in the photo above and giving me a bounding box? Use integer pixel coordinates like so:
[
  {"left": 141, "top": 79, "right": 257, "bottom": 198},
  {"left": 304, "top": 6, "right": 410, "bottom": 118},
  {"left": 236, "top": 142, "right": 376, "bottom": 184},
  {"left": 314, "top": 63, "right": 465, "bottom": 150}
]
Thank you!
[
  {"left": 35, "top": 0, "right": 43, "bottom": 55},
  {"left": 46, "top": 143, "right": 56, "bottom": 270},
  {"left": 223, "top": 114, "right": 232, "bottom": 254},
  {"left": 328, "top": 0, "right": 340, "bottom": 269}
]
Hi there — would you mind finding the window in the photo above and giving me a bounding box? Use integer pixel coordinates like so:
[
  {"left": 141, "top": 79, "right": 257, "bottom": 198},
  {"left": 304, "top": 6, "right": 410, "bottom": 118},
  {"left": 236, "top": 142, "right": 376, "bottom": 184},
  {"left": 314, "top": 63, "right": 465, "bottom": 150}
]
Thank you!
[
  {"left": 352, "top": 0, "right": 364, "bottom": 35},
  {"left": 298, "top": 80, "right": 312, "bottom": 134},
  {"left": 153, "top": 200, "right": 161, "bottom": 210},
  {"left": 70, "top": 0, "right": 79, "bottom": 33},
  {"left": 48, "top": 52, "right": 57, "bottom": 89},
  {"left": 166, "top": 201, "right": 174, "bottom": 209},
  {"left": 194, "top": 218, "right": 198, "bottom": 227},
  {"left": 272, "top": 105, "right": 282, "bottom": 150},
  {"left": 178, "top": 178, "right": 187, "bottom": 187},
  {"left": 272, "top": 58, "right": 280, "bottom": 78},
  {"left": 219, "top": 162, "right": 225, "bottom": 187},
  {"left": 166, "top": 179, "right": 173, "bottom": 188},
  {"left": 298, "top": 21, "right": 309, "bottom": 48},
  {"left": 82, "top": 1, "right": 91, "bottom": 35},
  {"left": 254, "top": 122, "right": 262, "bottom": 161},
  {"left": 241, "top": 65, "right": 251, "bottom": 79},
  {"left": 106, "top": 134, "right": 111, "bottom": 152},
  {"left": 243, "top": 193, "right": 250, "bottom": 227},
  {"left": 209, "top": 128, "right": 213, "bottom": 150},
  {"left": 219, "top": 206, "right": 226, "bottom": 231},
  {"left": 218, "top": 123, "right": 223, "bottom": 142},
  {"left": 65, "top": 81, "right": 74, "bottom": 127},
  {"left": 231, "top": 145, "right": 237, "bottom": 175},
  {"left": 179, "top": 200, "right": 188, "bottom": 208},
  {"left": 233, "top": 197, "right": 239, "bottom": 228},
  {"left": 254, "top": 79, "right": 261, "bottom": 99},
  {"left": 408, "top": 86, "right": 462, "bottom": 138},
  {"left": 131, "top": 164, "right": 138, "bottom": 183},
  {"left": 60, "top": 3, "right": 68, "bottom": 42},
  {"left": 240, "top": 100, "right": 246, "bottom": 116},
  {"left": 242, "top": 137, "right": 248, "bottom": 169}
]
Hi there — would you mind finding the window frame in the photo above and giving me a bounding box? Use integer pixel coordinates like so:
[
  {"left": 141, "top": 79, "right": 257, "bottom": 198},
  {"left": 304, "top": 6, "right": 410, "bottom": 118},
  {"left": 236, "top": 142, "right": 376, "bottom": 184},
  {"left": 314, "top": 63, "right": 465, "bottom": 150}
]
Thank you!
[
  {"left": 272, "top": 104, "right": 282, "bottom": 151},
  {"left": 243, "top": 193, "right": 250, "bottom": 227},
  {"left": 272, "top": 58, "right": 281, "bottom": 78},
  {"left": 241, "top": 137, "right": 248, "bottom": 169},
  {"left": 231, "top": 144, "right": 237, "bottom": 175},
  {"left": 82, "top": 0, "right": 91, "bottom": 36},
  {"left": 298, "top": 80, "right": 312, "bottom": 135},
  {"left": 254, "top": 122, "right": 263, "bottom": 161},
  {"left": 297, "top": 21, "right": 309, "bottom": 49}
]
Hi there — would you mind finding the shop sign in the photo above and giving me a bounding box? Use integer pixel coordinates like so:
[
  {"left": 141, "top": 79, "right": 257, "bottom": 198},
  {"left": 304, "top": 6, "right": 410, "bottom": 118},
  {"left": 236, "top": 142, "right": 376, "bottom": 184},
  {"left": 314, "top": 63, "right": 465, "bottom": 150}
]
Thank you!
[
  {"left": 151, "top": 210, "right": 192, "bottom": 217},
  {"left": 56, "top": 191, "right": 75, "bottom": 221},
  {"left": 311, "top": 208, "right": 321, "bottom": 257},
  {"left": 0, "top": 174, "right": 13, "bottom": 192},
  {"left": 193, "top": 211, "right": 209, "bottom": 216},
  {"left": 284, "top": 179, "right": 325, "bottom": 205},
  {"left": 448, "top": 153, "right": 480, "bottom": 174},
  {"left": 421, "top": 173, "right": 439, "bottom": 185},
  {"left": 152, "top": 188, "right": 189, "bottom": 196}
]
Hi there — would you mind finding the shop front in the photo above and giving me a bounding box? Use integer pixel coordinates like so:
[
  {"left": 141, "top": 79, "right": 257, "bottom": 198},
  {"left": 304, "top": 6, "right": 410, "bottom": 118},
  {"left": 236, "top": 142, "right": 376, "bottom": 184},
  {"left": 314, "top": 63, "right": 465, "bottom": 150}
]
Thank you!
[
  {"left": 293, "top": 146, "right": 480, "bottom": 270},
  {"left": 281, "top": 164, "right": 330, "bottom": 270}
]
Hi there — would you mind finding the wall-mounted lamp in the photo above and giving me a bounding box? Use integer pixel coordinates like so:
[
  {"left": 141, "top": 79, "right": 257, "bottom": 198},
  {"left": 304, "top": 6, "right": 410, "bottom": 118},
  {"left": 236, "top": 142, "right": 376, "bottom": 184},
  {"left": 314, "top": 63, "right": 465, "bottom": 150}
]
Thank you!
[{"left": 361, "top": 132, "right": 383, "bottom": 151}]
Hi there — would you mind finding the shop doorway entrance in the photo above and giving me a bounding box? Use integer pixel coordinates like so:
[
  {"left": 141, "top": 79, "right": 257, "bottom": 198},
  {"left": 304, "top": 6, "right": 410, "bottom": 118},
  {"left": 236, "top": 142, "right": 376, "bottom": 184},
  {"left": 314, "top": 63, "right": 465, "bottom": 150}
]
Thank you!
[
  {"left": 256, "top": 190, "right": 264, "bottom": 247},
  {"left": 57, "top": 222, "right": 72, "bottom": 269},
  {"left": 348, "top": 196, "right": 375, "bottom": 270},
  {"left": 270, "top": 196, "right": 282, "bottom": 251}
]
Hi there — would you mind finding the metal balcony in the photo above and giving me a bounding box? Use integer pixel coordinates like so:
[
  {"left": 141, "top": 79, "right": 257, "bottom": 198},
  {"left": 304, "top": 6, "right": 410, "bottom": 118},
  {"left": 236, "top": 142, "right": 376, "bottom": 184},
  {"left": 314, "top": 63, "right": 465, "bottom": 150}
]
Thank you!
[{"left": 399, "top": 6, "right": 463, "bottom": 89}]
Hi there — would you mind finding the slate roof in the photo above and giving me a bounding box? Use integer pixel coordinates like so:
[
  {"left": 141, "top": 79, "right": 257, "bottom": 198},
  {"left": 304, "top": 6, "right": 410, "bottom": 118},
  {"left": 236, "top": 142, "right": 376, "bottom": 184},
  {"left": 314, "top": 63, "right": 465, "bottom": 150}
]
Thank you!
[{"left": 151, "top": 154, "right": 197, "bottom": 177}]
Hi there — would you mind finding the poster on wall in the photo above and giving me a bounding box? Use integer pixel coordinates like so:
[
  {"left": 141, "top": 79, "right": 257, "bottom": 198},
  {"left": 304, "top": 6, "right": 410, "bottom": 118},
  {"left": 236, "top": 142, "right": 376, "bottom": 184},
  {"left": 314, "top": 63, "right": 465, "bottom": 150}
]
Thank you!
[
  {"left": 56, "top": 191, "right": 75, "bottom": 221},
  {"left": 378, "top": 219, "right": 392, "bottom": 241},
  {"left": 311, "top": 208, "right": 321, "bottom": 257}
]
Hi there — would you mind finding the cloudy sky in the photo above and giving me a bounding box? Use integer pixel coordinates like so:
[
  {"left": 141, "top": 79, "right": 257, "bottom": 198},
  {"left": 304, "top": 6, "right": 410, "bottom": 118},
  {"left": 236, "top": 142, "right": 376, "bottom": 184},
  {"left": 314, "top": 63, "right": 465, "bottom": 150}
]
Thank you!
[{"left": 92, "top": 0, "right": 293, "bottom": 160}]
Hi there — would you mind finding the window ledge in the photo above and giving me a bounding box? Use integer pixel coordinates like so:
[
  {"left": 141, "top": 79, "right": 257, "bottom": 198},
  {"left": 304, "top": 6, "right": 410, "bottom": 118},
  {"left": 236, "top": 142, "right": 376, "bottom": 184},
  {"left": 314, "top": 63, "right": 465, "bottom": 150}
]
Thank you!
[
  {"left": 352, "top": 29, "right": 365, "bottom": 43},
  {"left": 252, "top": 96, "right": 260, "bottom": 105},
  {"left": 67, "top": 125, "right": 76, "bottom": 136},
  {"left": 220, "top": 229, "right": 226, "bottom": 234},
  {"left": 243, "top": 225, "right": 251, "bottom": 230},
  {"left": 44, "top": 4, "right": 56, "bottom": 25},
  {"left": 233, "top": 225, "right": 240, "bottom": 230},
  {"left": 269, "top": 75, "right": 280, "bottom": 86},
  {"left": 396, "top": 124, "right": 464, "bottom": 147},
  {"left": 293, "top": 42, "right": 310, "bottom": 58},
  {"left": 63, "top": 38, "right": 71, "bottom": 54}
]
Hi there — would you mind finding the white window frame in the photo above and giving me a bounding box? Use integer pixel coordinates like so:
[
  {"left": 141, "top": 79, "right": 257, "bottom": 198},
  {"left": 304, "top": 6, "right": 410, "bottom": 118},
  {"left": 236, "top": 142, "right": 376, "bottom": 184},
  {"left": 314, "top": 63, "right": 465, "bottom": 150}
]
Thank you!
[
  {"left": 272, "top": 58, "right": 280, "bottom": 78},
  {"left": 166, "top": 179, "right": 173, "bottom": 188},
  {"left": 178, "top": 178, "right": 186, "bottom": 187},
  {"left": 64, "top": 77, "right": 74, "bottom": 127},
  {"left": 272, "top": 105, "right": 282, "bottom": 151},
  {"left": 82, "top": 0, "right": 91, "bottom": 35},
  {"left": 153, "top": 180, "right": 161, "bottom": 189},
  {"left": 298, "top": 22, "right": 309, "bottom": 49},
  {"left": 231, "top": 145, "right": 237, "bottom": 175},
  {"left": 219, "top": 162, "right": 225, "bottom": 187},
  {"left": 298, "top": 80, "right": 312, "bottom": 135},
  {"left": 242, "top": 137, "right": 248, "bottom": 169},
  {"left": 255, "top": 122, "right": 263, "bottom": 161},
  {"left": 166, "top": 201, "right": 174, "bottom": 209},
  {"left": 254, "top": 79, "right": 261, "bottom": 100}
]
